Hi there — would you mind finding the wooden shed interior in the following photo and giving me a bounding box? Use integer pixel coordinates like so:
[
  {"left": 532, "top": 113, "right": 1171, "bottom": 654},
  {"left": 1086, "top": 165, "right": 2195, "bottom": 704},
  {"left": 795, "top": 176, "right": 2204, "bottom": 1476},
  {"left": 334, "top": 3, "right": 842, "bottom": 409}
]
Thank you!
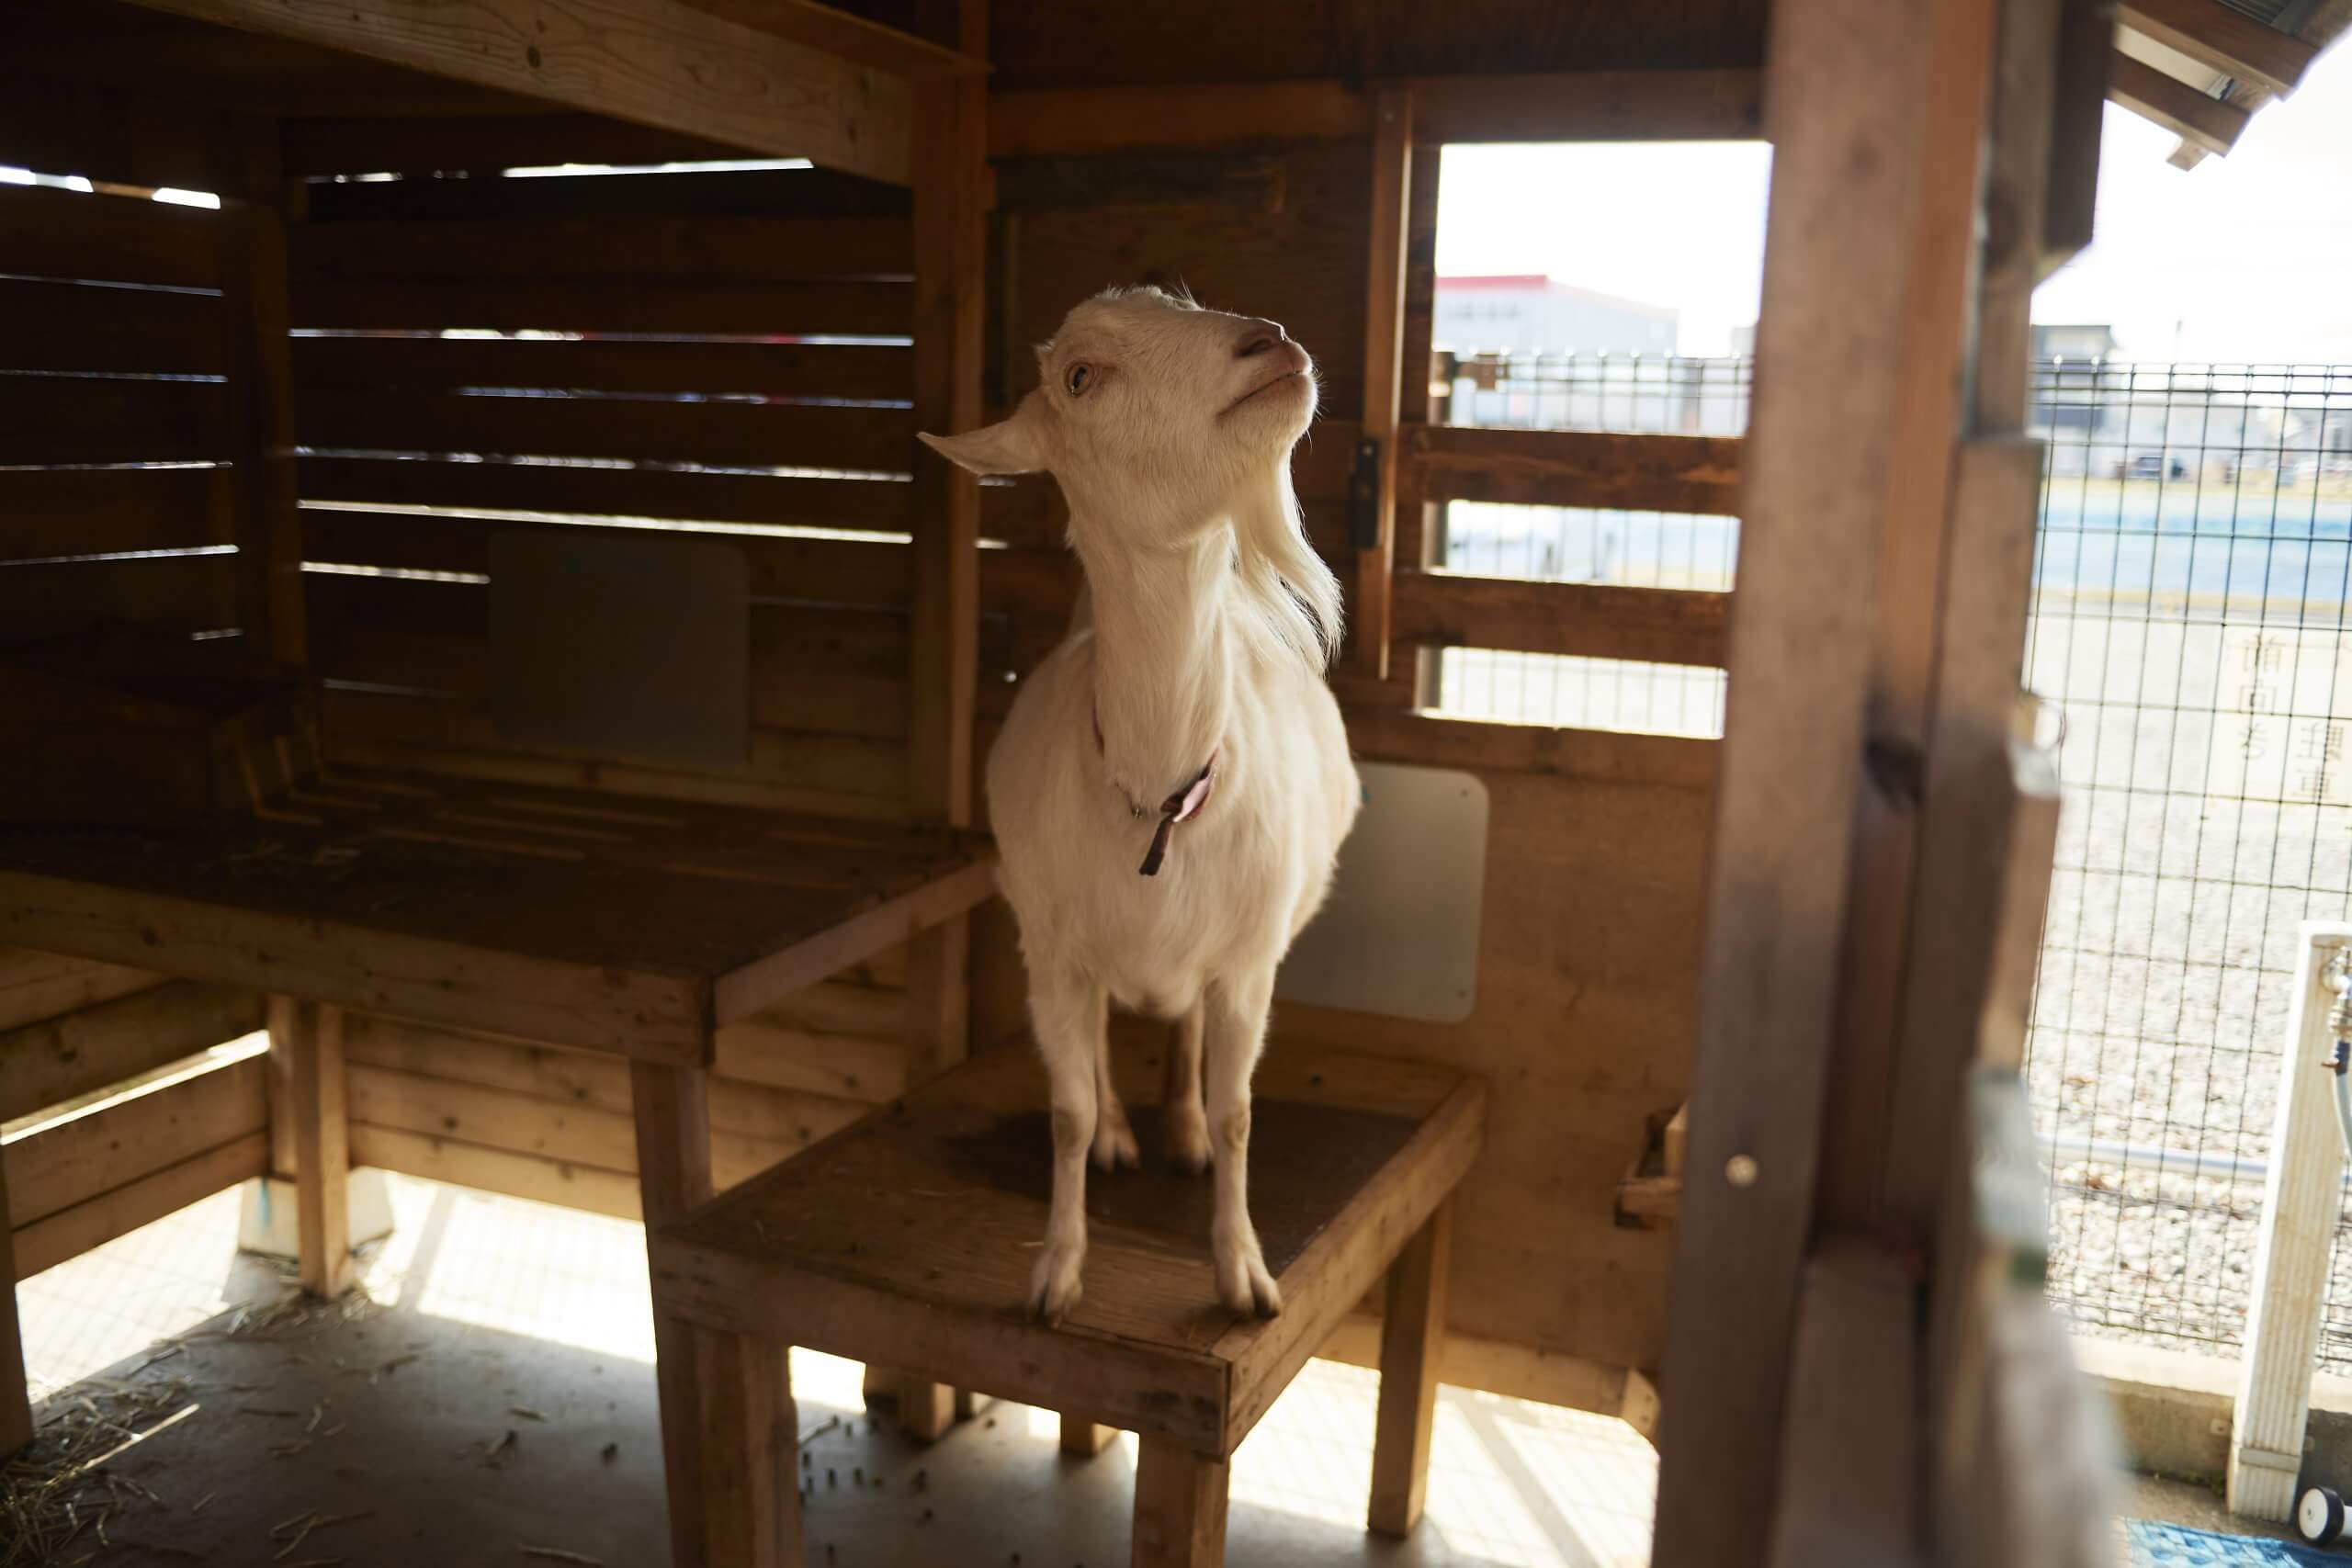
[{"left": 2, "top": 0, "right": 2344, "bottom": 1563}]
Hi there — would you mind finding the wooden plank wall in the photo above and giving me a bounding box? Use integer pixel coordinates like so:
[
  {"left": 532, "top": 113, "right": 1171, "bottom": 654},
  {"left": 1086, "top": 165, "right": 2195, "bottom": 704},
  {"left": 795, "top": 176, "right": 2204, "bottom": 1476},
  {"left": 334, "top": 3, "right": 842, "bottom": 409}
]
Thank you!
[{"left": 990, "top": 123, "right": 1721, "bottom": 1394}]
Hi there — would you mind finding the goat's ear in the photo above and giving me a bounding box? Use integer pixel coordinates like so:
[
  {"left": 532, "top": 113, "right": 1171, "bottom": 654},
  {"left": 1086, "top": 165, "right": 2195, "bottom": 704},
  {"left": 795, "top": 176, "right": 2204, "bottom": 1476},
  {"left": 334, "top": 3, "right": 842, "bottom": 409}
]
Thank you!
[{"left": 919, "top": 406, "right": 1045, "bottom": 476}]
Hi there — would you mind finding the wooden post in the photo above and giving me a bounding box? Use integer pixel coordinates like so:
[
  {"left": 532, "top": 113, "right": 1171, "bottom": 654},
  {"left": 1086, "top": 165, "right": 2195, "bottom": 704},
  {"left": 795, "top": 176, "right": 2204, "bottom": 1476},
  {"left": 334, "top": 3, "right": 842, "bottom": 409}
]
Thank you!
[
  {"left": 895, "top": 0, "right": 989, "bottom": 1442},
  {"left": 633, "top": 1060, "right": 725, "bottom": 1568},
  {"left": 696, "top": 1327, "right": 803, "bottom": 1568},
  {"left": 2229, "top": 923, "right": 2352, "bottom": 1519},
  {"left": 218, "top": 118, "right": 307, "bottom": 669},
  {"left": 0, "top": 1154, "right": 31, "bottom": 1456},
  {"left": 1368, "top": 1199, "right": 1451, "bottom": 1537},
  {"left": 1651, "top": 0, "right": 2006, "bottom": 1560},
  {"left": 1349, "top": 88, "right": 1415, "bottom": 683},
  {"left": 1132, "top": 1436, "right": 1229, "bottom": 1568},
  {"left": 270, "top": 997, "right": 350, "bottom": 1298},
  {"left": 1060, "top": 1415, "right": 1117, "bottom": 1458}
]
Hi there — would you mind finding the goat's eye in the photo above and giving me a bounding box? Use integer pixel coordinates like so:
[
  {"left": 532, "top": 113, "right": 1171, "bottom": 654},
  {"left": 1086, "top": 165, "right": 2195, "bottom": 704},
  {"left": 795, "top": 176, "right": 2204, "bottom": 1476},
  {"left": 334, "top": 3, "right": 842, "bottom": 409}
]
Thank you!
[{"left": 1065, "top": 364, "right": 1094, "bottom": 397}]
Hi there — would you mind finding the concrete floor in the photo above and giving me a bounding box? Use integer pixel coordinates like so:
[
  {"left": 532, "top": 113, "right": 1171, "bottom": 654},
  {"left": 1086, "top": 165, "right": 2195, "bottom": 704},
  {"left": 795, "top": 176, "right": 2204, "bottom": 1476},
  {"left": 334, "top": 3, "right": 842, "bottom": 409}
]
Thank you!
[{"left": 13, "top": 1175, "right": 1659, "bottom": 1567}]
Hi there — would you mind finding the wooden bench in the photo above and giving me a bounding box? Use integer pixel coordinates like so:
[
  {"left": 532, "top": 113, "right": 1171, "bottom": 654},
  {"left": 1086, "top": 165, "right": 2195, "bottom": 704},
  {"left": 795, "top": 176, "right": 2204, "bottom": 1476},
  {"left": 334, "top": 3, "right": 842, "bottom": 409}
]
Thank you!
[{"left": 649, "top": 1039, "right": 1485, "bottom": 1566}]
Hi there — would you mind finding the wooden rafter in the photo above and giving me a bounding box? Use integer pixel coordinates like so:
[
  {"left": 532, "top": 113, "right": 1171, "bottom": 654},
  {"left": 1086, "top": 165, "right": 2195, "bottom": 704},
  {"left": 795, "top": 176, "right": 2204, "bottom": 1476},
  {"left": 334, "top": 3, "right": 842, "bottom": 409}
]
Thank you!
[
  {"left": 124, "top": 0, "right": 921, "bottom": 183},
  {"left": 2107, "top": 49, "right": 2252, "bottom": 155},
  {"left": 2118, "top": 0, "right": 2320, "bottom": 98}
]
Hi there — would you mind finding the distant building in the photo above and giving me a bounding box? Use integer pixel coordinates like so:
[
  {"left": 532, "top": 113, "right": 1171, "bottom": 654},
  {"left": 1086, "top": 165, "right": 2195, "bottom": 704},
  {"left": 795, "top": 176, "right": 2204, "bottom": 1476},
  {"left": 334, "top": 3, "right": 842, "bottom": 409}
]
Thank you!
[
  {"left": 2032, "top": 323, "right": 2120, "bottom": 361},
  {"left": 1432, "top": 275, "right": 1679, "bottom": 356}
]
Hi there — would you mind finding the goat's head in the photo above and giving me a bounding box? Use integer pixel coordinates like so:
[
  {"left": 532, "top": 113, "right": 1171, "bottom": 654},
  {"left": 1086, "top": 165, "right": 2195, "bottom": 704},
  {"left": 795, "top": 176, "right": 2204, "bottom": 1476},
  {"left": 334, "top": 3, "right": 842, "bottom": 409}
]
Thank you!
[{"left": 918, "top": 286, "right": 1317, "bottom": 536}]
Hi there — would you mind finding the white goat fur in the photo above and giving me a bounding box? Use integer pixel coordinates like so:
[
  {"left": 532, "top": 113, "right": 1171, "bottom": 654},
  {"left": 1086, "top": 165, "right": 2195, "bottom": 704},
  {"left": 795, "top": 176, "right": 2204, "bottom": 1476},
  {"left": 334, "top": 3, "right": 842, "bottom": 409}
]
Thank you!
[{"left": 920, "top": 287, "right": 1360, "bottom": 1323}]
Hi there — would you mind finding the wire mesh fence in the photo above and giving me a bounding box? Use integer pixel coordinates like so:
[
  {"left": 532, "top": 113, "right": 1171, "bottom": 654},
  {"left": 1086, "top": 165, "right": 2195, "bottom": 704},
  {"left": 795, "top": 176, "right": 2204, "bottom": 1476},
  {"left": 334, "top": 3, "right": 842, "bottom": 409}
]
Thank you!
[
  {"left": 2023, "top": 362, "right": 2352, "bottom": 1365},
  {"left": 1430, "top": 347, "right": 2352, "bottom": 1365}
]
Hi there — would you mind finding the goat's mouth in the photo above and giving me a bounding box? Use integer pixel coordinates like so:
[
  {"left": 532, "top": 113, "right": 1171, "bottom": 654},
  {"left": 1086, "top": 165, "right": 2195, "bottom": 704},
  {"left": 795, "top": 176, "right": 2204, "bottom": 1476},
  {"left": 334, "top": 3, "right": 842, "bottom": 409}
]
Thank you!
[{"left": 1221, "top": 368, "right": 1310, "bottom": 416}]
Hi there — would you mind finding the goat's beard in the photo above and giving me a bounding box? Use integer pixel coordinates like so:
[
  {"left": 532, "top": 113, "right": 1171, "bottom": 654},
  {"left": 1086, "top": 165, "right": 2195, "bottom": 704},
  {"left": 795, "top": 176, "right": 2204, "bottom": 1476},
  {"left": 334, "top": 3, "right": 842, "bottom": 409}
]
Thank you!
[{"left": 1230, "top": 464, "right": 1342, "bottom": 671}]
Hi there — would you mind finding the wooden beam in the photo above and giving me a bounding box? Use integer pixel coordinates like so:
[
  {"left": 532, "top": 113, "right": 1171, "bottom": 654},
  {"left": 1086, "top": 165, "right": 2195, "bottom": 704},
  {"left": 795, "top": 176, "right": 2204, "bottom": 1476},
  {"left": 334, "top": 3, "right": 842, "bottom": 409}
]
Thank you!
[
  {"left": 1351, "top": 89, "right": 1415, "bottom": 683},
  {"left": 1391, "top": 573, "right": 1731, "bottom": 669},
  {"left": 1133, "top": 1438, "right": 1230, "bottom": 1568},
  {"left": 130, "top": 0, "right": 916, "bottom": 184},
  {"left": 1415, "top": 68, "right": 1767, "bottom": 142},
  {"left": 675, "top": 0, "right": 984, "bottom": 76},
  {"left": 1765, "top": 1238, "right": 1918, "bottom": 1567},
  {"left": 2118, "top": 0, "right": 2319, "bottom": 97},
  {"left": 1651, "top": 0, "right": 2002, "bottom": 1557},
  {"left": 986, "top": 70, "right": 1768, "bottom": 158},
  {"left": 12, "top": 1131, "right": 271, "bottom": 1281},
  {"left": 2106, "top": 51, "right": 2251, "bottom": 155},
  {"left": 634, "top": 1060, "right": 719, "bottom": 1568},
  {"left": 0, "top": 1153, "right": 30, "bottom": 1455},
  {"left": 1404, "top": 425, "right": 1742, "bottom": 515}
]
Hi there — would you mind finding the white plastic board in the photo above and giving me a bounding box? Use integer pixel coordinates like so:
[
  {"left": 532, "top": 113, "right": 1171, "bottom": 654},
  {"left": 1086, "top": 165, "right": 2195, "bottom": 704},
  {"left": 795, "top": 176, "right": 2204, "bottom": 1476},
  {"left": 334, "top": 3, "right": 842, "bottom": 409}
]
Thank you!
[{"left": 1273, "top": 761, "right": 1487, "bottom": 1024}]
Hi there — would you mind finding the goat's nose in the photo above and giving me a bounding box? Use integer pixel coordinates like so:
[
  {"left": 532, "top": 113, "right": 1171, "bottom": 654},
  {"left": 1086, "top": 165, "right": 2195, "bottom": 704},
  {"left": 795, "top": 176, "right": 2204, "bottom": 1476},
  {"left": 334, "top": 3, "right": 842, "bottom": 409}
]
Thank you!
[{"left": 1235, "top": 319, "right": 1287, "bottom": 358}]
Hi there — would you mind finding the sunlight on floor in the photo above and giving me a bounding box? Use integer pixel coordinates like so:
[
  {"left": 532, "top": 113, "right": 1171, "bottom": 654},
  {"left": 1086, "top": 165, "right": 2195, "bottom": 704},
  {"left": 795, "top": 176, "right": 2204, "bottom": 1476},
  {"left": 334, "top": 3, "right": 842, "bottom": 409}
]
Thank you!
[{"left": 16, "top": 1172, "right": 1661, "bottom": 1566}]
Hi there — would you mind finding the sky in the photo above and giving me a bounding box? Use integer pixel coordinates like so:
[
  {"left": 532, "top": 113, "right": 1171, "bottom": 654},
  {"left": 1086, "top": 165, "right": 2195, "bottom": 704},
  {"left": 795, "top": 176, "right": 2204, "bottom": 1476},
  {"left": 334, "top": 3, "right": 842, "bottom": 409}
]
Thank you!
[{"left": 1435, "top": 41, "right": 2352, "bottom": 364}]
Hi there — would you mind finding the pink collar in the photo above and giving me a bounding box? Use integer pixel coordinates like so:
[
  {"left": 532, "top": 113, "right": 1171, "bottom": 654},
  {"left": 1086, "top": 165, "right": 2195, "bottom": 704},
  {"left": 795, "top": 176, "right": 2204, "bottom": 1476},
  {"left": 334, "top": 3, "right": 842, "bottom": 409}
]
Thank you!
[{"left": 1092, "top": 704, "right": 1219, "bottom": 877}]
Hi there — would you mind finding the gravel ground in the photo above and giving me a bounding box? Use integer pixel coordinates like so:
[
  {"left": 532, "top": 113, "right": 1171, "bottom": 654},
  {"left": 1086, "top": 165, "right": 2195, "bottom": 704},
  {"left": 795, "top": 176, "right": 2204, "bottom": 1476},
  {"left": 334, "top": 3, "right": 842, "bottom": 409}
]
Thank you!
[{"left": 2023, "top": 604, "right": 2352, "bottom": 1365}]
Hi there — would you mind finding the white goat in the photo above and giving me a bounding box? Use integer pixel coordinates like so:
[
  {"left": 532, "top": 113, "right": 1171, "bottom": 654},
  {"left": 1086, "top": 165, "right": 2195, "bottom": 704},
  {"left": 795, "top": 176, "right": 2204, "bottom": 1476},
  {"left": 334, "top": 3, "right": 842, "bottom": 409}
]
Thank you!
[{"left": 922, "top": 287, "right": 1359, "bottom": 1324}]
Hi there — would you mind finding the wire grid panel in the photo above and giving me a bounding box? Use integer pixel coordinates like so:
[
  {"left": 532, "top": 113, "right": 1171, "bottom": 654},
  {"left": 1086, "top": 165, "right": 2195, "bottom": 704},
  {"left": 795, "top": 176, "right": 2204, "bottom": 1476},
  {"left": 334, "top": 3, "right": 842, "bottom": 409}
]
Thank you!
[
  {"left": 2020, "top": 362, "right": 2352, "bottom": 1363},
  {"left": 1425, "top": 351, "right": 1744, "bottom": 735}
]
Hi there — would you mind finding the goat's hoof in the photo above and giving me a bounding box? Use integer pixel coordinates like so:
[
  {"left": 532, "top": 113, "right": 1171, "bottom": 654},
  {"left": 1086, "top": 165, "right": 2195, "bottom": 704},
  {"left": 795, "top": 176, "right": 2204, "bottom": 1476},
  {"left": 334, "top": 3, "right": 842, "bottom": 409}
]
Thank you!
[
  {"left": 1091, "top": 1112, "right": 1139, "bottom": 1173},
  {"left": 1215, "top": 1244, "right": 1282, "bottom": 1320},
  {"left": 1164, "top": 1115, "right": 1213, "bottom": 1176},
  {"left": 1028, "top": 1244, "right": 1085, "bottom": 1326}
]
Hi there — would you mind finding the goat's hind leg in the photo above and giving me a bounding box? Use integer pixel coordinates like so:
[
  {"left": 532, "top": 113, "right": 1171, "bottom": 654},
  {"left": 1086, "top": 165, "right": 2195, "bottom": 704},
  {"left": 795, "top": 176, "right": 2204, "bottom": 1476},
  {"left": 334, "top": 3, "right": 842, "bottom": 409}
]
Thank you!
[
  {"left": 1090, "top": 1020, "right": 1139, "bottom": 1173},
  {"left": 1029, "top": 968, "right": 1106, "bottom": 1325},
  {"left": 1204, "top": 973, "right": 1281, "bottom": 1318},
  {"left": 1162, "top": 996, "right": 1212, "bottom": 1175}
]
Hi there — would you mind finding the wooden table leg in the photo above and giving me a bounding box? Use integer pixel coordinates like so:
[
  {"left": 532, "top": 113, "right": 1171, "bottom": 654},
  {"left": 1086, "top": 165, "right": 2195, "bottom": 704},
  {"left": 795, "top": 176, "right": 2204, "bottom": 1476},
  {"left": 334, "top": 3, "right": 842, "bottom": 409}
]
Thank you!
[
  {"left": 635, "top": 1061, "right": 723, "bottom": 1568},
  {"left": 698, "top": 1326, "right": 803, "bottom": 1568},
  {"left": 0, "top": 1156, "right": 32, "bottom": 1457},
  {"left": 271, "top": 998, "right": 350, "bottom": 1298},
  {"left": 898, "top": 1373, "right": 957, "bottom": 1440},
  {"left": 1133, "top": 1436, "right": 1229, "bottom": 1568},
  {"left": 1369, "top": 1199, "right": 1452, "bottom": 1538},
  {"left": 1061, "top": 1413, "right": 1116, "bottom": 1458}
]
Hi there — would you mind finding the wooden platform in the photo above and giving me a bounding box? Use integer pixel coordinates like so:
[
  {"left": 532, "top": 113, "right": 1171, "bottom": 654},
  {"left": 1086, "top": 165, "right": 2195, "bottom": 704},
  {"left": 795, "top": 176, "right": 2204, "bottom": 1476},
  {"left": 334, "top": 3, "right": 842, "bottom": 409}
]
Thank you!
[
  {"left": 650, "top": 1041, "right": 1482, "bottom": 1563},
  {"left": 0, "top": 765, "right": 996, "bottom": 1063}
]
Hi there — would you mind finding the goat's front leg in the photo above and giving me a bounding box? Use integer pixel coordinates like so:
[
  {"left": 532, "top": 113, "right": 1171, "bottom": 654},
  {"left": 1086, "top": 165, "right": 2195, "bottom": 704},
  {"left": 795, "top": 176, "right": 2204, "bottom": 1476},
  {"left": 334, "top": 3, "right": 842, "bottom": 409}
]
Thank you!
[
  {"left": 1204, "top": 972, "right": 1281, "bottom": 1318},
  {"left": 1030, "top": 968, "right": 1107, "bottom": 1325}
]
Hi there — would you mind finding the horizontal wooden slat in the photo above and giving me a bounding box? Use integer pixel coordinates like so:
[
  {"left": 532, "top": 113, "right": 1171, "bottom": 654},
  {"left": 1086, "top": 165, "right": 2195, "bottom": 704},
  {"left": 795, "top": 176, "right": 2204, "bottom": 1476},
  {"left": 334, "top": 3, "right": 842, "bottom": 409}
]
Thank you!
[
  {"left": 291, "top": 334, "right": 912, "bottom": 402},
  {"left": 1343, "top": 708, "right": 1720, "bottom": 790},
  {"left": 0, "top": 980, "right": 265, "bottom": 1125},
  {"left": 13, "top": 1130, "right": 268, "bottom": 1280},
  {"left": 304, "top": 165, "right": 912, "bottom": 226},
  {"left": 300, "top": 454, "right": 914, "bottom": 533},
  {"left": 290, "top": 279, "right": 910, "bottom": 337},
  {"left": 344, "top": 1009, "right": 881, "bottom": 1130},
  {"left": 297, "top": 389, "right": 914, "bottom": 475},
  {"left": 1392, "top": 571, "right": 1732, "bottom": 668},
  {"left": 0, "top": 553, "right": 241, "bottom": 640},
  {"left": 0, "top": 183, "right": 223, "bottom": 290},
  {"left": 5, "top": 1055, "right": 267, "bottom": 1229},
  {"left": 0, "top": 78, "right": 229, "bottom": 194},
  {"left": 303, "top": 508, "right": 914, "bottom": 604},
  {"left": 0, "top": 951, "right": 163, "bottom": 1035},
  {"left": 127, "top": 0, "right": 916, "bottom": 185},
  {"left": 318, "top": 685, "right": 910, "bottom": 807},
  {"left": 1405, "top": 424, "right": 1743, "bottom": 515},
  {"left": 290, "top": 214, "right": 912, "bottom": 282},
  {"left": 281, "top": 113, "right": 745, "bottom": 178},
  {"left": 345, "top": 1064, "right": 801, "bottom": 1186},
  {"left": 712, "top": 1019, "right": 905, "bottom": 1104},
  {"left": 349, "top": 1122, "right": 641, "bottom": 1220},
  {"left": 0, "top": 466, "right": 229, "bottom": 565},
  {"left": 0, "top": 279, "right": 227, "bottom": 378},
  {"left": 0, "top": 375, "right": 229, "bottom": 464}
]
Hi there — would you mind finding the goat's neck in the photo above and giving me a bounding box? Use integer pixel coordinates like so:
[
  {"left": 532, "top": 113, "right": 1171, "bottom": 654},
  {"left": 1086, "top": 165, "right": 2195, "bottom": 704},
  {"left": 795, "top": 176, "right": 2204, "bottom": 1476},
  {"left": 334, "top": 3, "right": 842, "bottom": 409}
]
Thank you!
[{"left": 1076, "top": 524, "right": 1234, "bottom": 803}]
